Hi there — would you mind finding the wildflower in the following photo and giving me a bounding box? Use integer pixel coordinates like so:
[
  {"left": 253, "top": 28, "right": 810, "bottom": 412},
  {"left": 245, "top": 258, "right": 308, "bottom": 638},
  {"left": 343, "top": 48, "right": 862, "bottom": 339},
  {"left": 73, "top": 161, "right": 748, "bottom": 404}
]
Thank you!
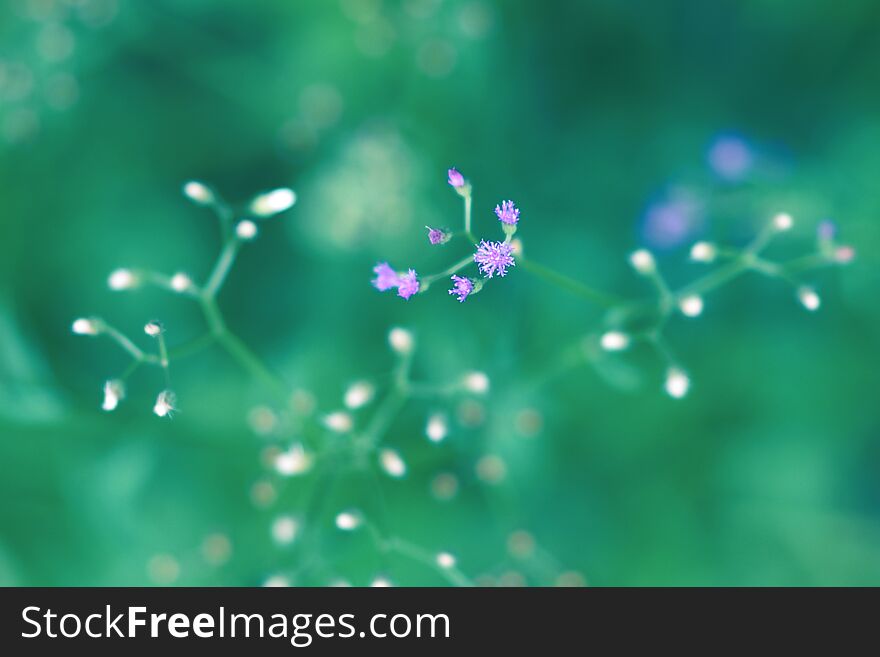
[
  {"left": 628, "top": 249, "right": 656, "bottom": 275},
  {"left": 689, "top": 241, "right": 717, "bottom": 263},
  {"left": 274, "top": 444, "right": 313, "bottom": 476},
  {"left": 426, "top": 413, "right": 448, "bottom": 442},
  {"left": 834, "top": 246, "right": 855, "bottom": 264},
  {"left": 370, "top": 577, "right": 393, "bottom": 587},
  {"left": 372, "top": 262, "right": 400, "bottom": 291},
  {"left": 271, "top": 515, "right": 299, "bottom": 545},
  {"left": 707, "top": 134, "right": 752, "bottom": 181},
  {"left": 436, "top": 552, "right": 456, "bottom": 569},
  {"left": 144, "top": 321, "right": 163, "bottom": 337},
  {"left": 817, "top": 220, "right": 837, "bottom": 241},
  {"left": 494, "top": 199, "right": 520, "bottom": 225},
  {"left": 447, "top": 167, "right": 465, "bottom": 189},
  {"left": 153, "top": 390, "right": 176, "bottom": 417},
  {"left": 102, "top": 379, "right": 125, "bottom": 411},
  {"left": 448, "top": 275, "right": 474, "bottom": 302},
  {"left": 388, "top": 327, "right": 414, "bottom": 355},
  {"left": 323, "top": 411, "right": 353, "bottom": 433},
  {"left": 462, "top": 371, "right": 490, "bottom": 394},
  {"left": 397, "top": 269, "right": 420, "bottom": 300},
  {"left": 344, "top": 381, "right": 374, "bottom": 409},
  {"left": 72, "top": 317, "right": 100, "bottom": 335},
  {"left": 664, "top": 368, "right": 690, "bottom": 399},
  {"left": 600, "top": 331, "right": 630, "bottom": 351},
  {"left": 170, "top": 272, "right": 193, "bottom": 293},
  {"left": 797, "top": 286, "right": 821, "bottom": 312},
  {"left": 474, "top": 240, "right": 515, "bottom": 278},
  {"left": 182, "top": 180, "right": 215, "bottom": 205},
  {"left": 426, "top": 226, "right": 450, "bottom": 245},
  {"left": 678, "top": 294, "right": 704, "bottom": 318},
  {"left": 335, "top": 510, "right": 362, "bottom": 531},
  {"left": 108, "top": 268, "right": 138, "bottom": 291},
  {"left": 235, "top": 219, "right": 258, "bottom": 240},
  {"left": 379, "top": 449, "right": 407, "bottom": 478},
  {"left": 772, "top": 213, "right": 793, "bottom": 232},
  {"left": 249, "top": 188, "right": 296, "bottom": 217}
]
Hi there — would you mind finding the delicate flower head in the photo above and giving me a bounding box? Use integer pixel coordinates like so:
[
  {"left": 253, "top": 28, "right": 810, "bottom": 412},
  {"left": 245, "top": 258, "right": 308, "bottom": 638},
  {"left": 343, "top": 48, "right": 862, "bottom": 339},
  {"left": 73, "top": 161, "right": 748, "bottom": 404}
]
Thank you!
[
  {"left": 817, "top": 220, "right": 837, "bottom": 241},
  {"left": 397, "top": 269, "right": 420, "bottom": 300},
  {"left": 108, "top": 268, "right": 138, "bottom": 291},
  {"left": 678, "top": 294, "right": 704, "bottom": 318},
  {"left": 170, "top": 272, "right": 193, "bottom": 293},
  {"left": 379, "top": 448, "right": 407, "bottom": 478},
  {"left": 72, "top": 317, "right": 100, "bottom": 335},
  {"left": 183, "top": 180, "right": 215, "bottom": 205},
  {"left": 447, "top": 167, "right": 465, "bottom": 188},
  {"left": 102, "top": 379, "right": 125, "bottom": 411},
  {"left": 344, "top": 381, "right": 374, "bottom": 409},
  {"left": 474, "top": 240, "right": 515, "bottom": 278},
  {"left": 600, "top": 331, "right": 630, "bottom": 352},
  {"left": 153, "top": 390, "right": 176, "bottom": 417},
  {"left": 689, "top": 241, "right": 717, "bottom": 263},
  {"left": 426, "top": 226, "right": 449, "bottom": 245},
  {"left": 494, "top": 199, "right": 520, "bottom": 225},
  {"left": 834, "top": 245, "right": 855, "bottom": 264},
  {"left": 664, "top": 368, "right": 690, "bottom": 399},
  {"left": 236, "top": 220, "right": 258, "bottom": 240},
  {"left": 388, "top": 327, "right": 414, "bottom": 354},
  {"left": 275, "top": 444, "right": 313, "bottom": 477},
  {"left": 335, "top": 510, "right": 362, "bottom": 531},
  {"left": 144, "top": 321, "right": 163, "bottom": 337},
  {"left": 436, "top": 552, "right": 456, "bottom": 569},
  {"left": 772, "top": 212, "right": 793, "bottom": 232},
  {"left": 372, "top": 262, "right": 400, "bottom": 291},
  {"left": 249, "top": 187, "right": 296, "bottom": 217},
  {"left": 449, "top": 275, "right": 474, "bottom": 302},
  {"left": 797, "top": 286, "right": 821, "bottom": 312}
]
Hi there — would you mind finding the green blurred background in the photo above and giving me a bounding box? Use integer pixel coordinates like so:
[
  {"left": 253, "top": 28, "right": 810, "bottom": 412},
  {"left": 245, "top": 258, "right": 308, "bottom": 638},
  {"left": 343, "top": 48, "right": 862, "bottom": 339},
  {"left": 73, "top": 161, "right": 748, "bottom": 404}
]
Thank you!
[{"left": 1, "top": 0, "right": 879, "bottom": 586}]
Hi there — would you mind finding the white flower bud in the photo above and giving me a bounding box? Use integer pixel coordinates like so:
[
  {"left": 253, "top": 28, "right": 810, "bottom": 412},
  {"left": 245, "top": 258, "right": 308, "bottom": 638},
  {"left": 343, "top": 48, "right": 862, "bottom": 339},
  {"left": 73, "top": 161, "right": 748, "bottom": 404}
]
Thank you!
[
  {"left": 102, "top": 379, "right": 125, "bottom": 411},
  {"left": 664, "top": 368, "right": 690, "bottom": 399},
  {"left": 323, "top": 411, "right": 353, "bottom": 433},
  {"left": 72, "top": 317, "right": 100, "bottom": 335},
  {"left": 262, "top": 575, "right": 290, "bottom": 588},
  {"left": 600, "top": 331, "right": 630, "bottom": 351},
  {"left": 462, "top": 371, "right": 489, "bottom": 394},
  {"left": 235, "top": 219, "right": 258, "bottom": 240},
  {"left": 344, "top": 381, "right": 374, "bottom": 409},
  {"left": 772, "top": 212, "right": 793, "bottom": 232},
  {"left": 370, "top": 576, "right": 392, "bottom": 587},
  {"left": 797, "top": 286, "right": 820, "bottom": 312},
  {"left": 108, "top": 268, "right": 138, "bottom": 291},
  {"left": 425, "top": 413, "right": 448, "bottom": 443},
  {"left": 436, "top": 552, "right": 456, "bottom": 569},
  {"left": 170, "top": 272, "right": 193, "bottom": 293},
  {"left": 144, "top": 321, "right": 162, "bottom": 337},
  {"left": 249, "top": 188, "right": 296, "bottom": 217},
  {"left": 183, "top": 180, "right": 215, "bottom": 205},
  {"left": 274, "top": 444, "right": 313, "bottom": 477},
  {"left": 689, "top": 241, "right": 717, "bottom": 263},
  {"left": 271, "top": 515, "right": 299, "bottom": 545},
  {"left": 629, "top": 249, "right": 656, "bottom": 274},
  {"left": 678, "top": 294, "right": 704, "bottom": 318},
  {"left": 153, "top": 390, "right": 176, "bottom": 417},
  {"left": 335, "top": 510, "right": 362, "bottom": 531},
  {"left": 388, "top": 327, "right": 414, "bottom": 355},
  {"left": 379, "top": 449, "right": 407, "bottom": 478}
]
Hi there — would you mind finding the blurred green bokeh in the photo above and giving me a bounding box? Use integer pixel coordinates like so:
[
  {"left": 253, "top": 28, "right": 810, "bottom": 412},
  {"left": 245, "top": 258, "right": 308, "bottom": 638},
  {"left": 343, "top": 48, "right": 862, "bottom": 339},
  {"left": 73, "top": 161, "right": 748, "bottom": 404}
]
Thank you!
[{"left": 1, "top": 0, "right": 879, "bottom": 586}]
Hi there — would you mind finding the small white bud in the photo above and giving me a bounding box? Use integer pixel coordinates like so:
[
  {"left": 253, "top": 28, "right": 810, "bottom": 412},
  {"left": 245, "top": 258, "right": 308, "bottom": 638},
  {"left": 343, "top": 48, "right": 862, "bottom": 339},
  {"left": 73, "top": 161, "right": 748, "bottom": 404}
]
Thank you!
[
  {"left": 678, "top": 294, "right": 704, "bottom": 318},
  {"left": 462, "top": 371, "right": 490, "bottom": 394},
  {"left": 772, "top": 212, "right": 793, "bottom": 232},
  {"left": 249, "top": 188, "right": 296, "bottom": 217},
  {"left": 629, "top": 249, "right": 656, "bottom": 274},
  {"left": 274, "top": 444, "right": 313, "bottom": 477},
  {"left": 271, "top": 515, "right": 299, "bottom": 545},
  {"left": 170, "top": 272, "right": 193, "bottom": 293},
  {"left": 379, "top": 449, "right": 407, "bottom": 478},
  {"left": 108, "top": 268, "right": 138, "bottom": 291},
  {"left": 322, "top": 411, "right": 353, "bottom": 433},
  {"left": 797, "top": 286, "right": 821, "bottom": 312},
  {"left": 425, "top": 413, "right": 448, "bottom": 443},
  {"left": 262, "top": 575, "right": 290, "bottom": 588},
  {"left": 600, "top": 331, "right": 630, "bottom": 351},
  {"left": 72, "top": 317, "right": 100, "bottom": 335},
  {"left": 664, "top": 368, "right": 690, "bottom": 399},
  {"left": 153, "top": 390, "right": 176, "bottom": 417},
  {"left": 436, "top": 552, "right": 456, "bottom": 569},
  {"left": 235, "top": 219, "right": 258, "bottom": 240},
  {"left": 344, "top": 381, "right": 374, "bottom": 409},
  {"left": 510, "top": 238, "right": 524, "bottom": 257},
  {"left": 335, "top": 510, "right": 362, "bottom": 531},
  {"left": 834, "top": 246, "right": 855, "bottom": 264},
  {"left": 102, "top": 379, "right": 125, "bottom": 412},
  {"left": 689, "top": 241, "right": 717, "bottom": 263},
  {"left": 370, "top": 576, "right": 392, "bottom": 587},
  {"left": 144, "top": 321, "right": 163, "bottom": 337},
  {"left": 388, "top": 327, "right": 414, "bottom": 355},
  {"left": 183, "top": 180, "right": 215, "bottom": 205}
]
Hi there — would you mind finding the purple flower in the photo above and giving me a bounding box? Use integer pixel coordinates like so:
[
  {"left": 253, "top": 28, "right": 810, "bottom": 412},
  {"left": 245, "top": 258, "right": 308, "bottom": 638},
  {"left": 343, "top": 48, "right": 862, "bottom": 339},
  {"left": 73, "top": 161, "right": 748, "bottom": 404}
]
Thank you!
[
  {"left": 494, "top": 200, "right": 520, "bottom": 225},
  {"left": 447, "top": 167, "right": 465, "bottom": 188},
  {"left": 818, "top": 220, "right": 837, "bottom": 241},
  {"left": 707, "top": 134, "right": 753, "bottom": 181},
  {"left": 372, "top": 262, "right": 401, "bottom": 291},
  {"left": 474, "top": 240, "right": 515, "bottom": 278},
  {"left": 427, "top": 226, "right": 449, "bottom": 245},
  {"left": 397, "top": 269, "right": 420, "bottom": 300},
  {"left": 449, "top": 275, "right": 473, "bottom": 302}
]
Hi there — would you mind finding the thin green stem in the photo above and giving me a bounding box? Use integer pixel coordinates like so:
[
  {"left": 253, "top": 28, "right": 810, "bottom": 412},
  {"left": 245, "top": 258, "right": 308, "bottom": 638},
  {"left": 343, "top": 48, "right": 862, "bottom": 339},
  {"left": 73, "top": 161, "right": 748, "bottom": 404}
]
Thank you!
[
  {"left": 520, "top": 257, "right": 622, "bottom": 307},
  {"left": 676, "top": 258, "right": 751, "bottom": 298},
  {"left": 423, "top": 254, "right": 475, "bottom": 286},
  {"left": 203, "top": 238, "right": 241, "bottom": 298},
  {"left": 100, "top": 323, "right": 147, "bottom": 362}
]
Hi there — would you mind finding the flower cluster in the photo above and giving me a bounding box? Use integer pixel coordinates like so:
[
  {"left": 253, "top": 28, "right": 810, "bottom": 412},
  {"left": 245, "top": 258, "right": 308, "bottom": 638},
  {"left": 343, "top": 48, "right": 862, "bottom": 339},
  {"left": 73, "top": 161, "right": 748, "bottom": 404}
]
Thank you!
[{"left": 371, "top": 167, "right": 521, "bottom": 303}]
